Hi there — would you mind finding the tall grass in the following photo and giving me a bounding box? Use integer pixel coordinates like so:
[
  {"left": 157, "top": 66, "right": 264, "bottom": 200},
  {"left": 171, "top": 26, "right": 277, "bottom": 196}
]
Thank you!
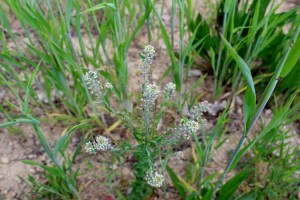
[
  {"left": 0, "top": 0, "right": 152, "bottom": 119},
  {"left": 167, "top": 0, "right": 300, "bottom": 198},
  {"left": 0, "top": 0, "right": 300, "bottom": 199},
  {"left": 190, "top": 0, "right": 300, "bottom": 98}
]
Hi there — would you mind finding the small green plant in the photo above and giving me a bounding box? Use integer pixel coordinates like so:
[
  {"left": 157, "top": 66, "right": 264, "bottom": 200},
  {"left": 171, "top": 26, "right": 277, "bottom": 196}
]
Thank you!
[
  {"left": 189, "top": 0, "right": 300, "bottom": 97},
  {"left": 238, "top": 95, "right": 300, "bottom": 199},
  {"left": 83, "top": 45, "right": 210, "bottom": 199},
  {"left": 167, "top": 0, "right": 300, "bottom": 196},
  {"left": 0, "top": 64, "right": 83, "bottom": 199}
]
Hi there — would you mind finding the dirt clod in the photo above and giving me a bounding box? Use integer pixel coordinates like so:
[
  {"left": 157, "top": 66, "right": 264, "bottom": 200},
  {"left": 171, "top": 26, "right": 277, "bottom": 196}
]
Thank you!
[{"left": 0, "top": 157, "right": 10, "bottom": 164}]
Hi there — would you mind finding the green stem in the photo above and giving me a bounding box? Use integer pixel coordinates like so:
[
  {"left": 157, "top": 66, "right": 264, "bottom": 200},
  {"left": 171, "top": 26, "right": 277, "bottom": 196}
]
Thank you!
[
  {"left": 200, "top": 145, "right": 209, "bottom": 188},
  {"left": 216, "top": 134, "right": 246, "bottom": 187},
  {"left": 215, "top": 12, "right": 227, "bottom": 97},
  {"left": 0, "top": 118, "right": 40, "bottom": 128}
]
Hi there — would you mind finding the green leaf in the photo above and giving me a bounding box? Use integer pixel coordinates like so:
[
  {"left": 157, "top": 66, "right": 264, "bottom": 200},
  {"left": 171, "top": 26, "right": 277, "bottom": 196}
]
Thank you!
[
  {"left": 218, "top": 171, "right": 249, "bottom": 200},
  {"left": 224, "top": 0, "right": 237, "bottom": 13},
  {"left": 23, "top": 61, "right": 41, "bottom": 114},
  {"left": 78, "top": 3, "right": 115, "bottom": 15},
  {"left": 280, "top": 35, "right": 300, "bottom": 77},
  {"left": 22, "top": 160, "right": 62, "bottom": 175},
  {"left": 53, "top": 122, "right": 87, "bottom": 158},
  {"left": 202, "top": 188, "right": 214, "bottom": 200},
  {"left": 65, "top": 0, "right": 73, "bottom": 32},
  {"left": 228, "top": 139, "right": 256, "bottom": 172},
  {"left": 166, "top": 165, "right": 196, "bottom": 199},
  {"left": 221, "top": 35, "right": 255, "bottom": 95},
  {"left": 243, "top": 86, "right": 256, "bottom": 130},
  {"left": 33, "top": 125, "right": 55, "bottom": 164}
]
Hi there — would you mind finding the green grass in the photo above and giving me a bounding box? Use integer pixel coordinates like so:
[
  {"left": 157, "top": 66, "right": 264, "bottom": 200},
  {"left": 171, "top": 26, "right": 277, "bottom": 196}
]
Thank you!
[
  {"left": 0, "top": 0, "right": 300, "bottom": 199},
  {"left": 189, "top": 0, "right": 300, "bottom": 98}
]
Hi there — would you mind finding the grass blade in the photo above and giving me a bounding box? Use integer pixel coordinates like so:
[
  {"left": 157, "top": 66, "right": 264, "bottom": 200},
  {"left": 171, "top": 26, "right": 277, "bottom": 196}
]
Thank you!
[
  {"left": 220, "top": 34, "right": 255, "bottom": 95},
  {"left": 280, "top": 35, "right": 300, "bottom": 77},
  {"left": 53, "top": 122, "right": 87, "bottom": 158},
  {"left": 218, "top": 170, "right": 249, "bottom": 200},
  {"left": 78, "top": 3, "right": 115, "bottom": 15},
  {"left": 23, "top": 61, "right": 41, "bottom": 114}
]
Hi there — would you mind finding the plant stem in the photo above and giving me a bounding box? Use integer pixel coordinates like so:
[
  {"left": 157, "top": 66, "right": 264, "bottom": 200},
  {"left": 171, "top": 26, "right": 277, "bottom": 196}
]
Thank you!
[
  {"left": 216, "top": 134, "right": 246, "bottom": 187},
  {"left": 200, "top": 145, "right": 209, "bottom": 186},
  {"left": 215, "top": 12, "right": 227, "bottom": 97},
  {"left": 0, "top": 118, "right": 40, "bottom": 128}
]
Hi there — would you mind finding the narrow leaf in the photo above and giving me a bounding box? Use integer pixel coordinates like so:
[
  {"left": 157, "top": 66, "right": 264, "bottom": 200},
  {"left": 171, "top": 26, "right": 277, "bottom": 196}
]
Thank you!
[
  {"left": 78, "top": 3, "right": 115, "bottom": 15},
  {"left": 243, "top": 86, "right": 256, "bottom": 130},
  {"left": 219, "top": 171, "right": 249, "bottom": 200},
  {"left": 221, "top": 35, "right": 255, "bottom": 95},
  {"left": 228, "top": 140, "right": 256, "bottom": 172},
  {"left": 280, "top": 35, "right": 300, "bottom": 77},
  {"left": 166, "top": 165, "right": 196, "bottom": 199},
  {"left": 53, "top": 122, "right": 87, "bottom": 158},
  {"left": 23, "top": 61, "right": 41, "bottom": 113}
]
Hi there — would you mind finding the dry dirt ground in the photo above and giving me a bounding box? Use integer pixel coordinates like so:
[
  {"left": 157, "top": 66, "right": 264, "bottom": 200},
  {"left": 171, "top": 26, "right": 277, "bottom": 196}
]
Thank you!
[{"left": 1, "top": 0, "right": 300, "bottom": 200}]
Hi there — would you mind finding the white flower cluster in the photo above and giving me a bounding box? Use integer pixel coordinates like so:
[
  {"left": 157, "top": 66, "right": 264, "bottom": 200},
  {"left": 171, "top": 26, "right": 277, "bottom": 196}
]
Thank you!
[
  {"left": 105, "top": 82, "right": 113, "bottom": 90},
  {"left": 170, "top": 101, "right": 210, "bottom": 141},
  {"left": 189, "top": 101, "right": 210, "bottom": 121},
  {"left": 174, "top": 151, "right": 184, "bottom": 159},
  {"left": 164, "top": 82, "right": 176, "bottom": 99},
  {"left": 84, "top": 141, "right": 97, "bottom": 154},
  {"left": 84, "top": 136, "right": 117, "bottom": 154},
  {"left": 145, "top": 169, "right": 164, "bottom": 188},
  {"left": 141, "top": 45, "right": 155, "bottom": 65},
  {"left": 140, "top": 45, "right": 155, "bottom": 81},
  {"left": 142, "top": 83, "right": 160, "bottom": 107},
  {"left": 84, "top": 71, "right": 113, "bottom": 104},
  {"left": 173, "top": 119, "right": 200, "bottom": 140}
]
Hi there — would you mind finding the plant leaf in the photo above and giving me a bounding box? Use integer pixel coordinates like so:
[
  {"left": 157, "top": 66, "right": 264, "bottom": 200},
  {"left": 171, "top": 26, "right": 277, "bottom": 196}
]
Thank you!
[
  {"left": 243, "top": 86, "right": 256, "bottom": 130},
  {"left": 53, "top": 122, "right": 87, "bottom": 158},
  {"left": 166, "top": 165, "right": 196, "bottom": 199},
  {"left": 221, "top": 35, "right": 255, "bottom": 96},
  {"left": 23, "top": 61, "right": 41, "bottom": 113},
  {"left": 280, "top": 35, "right": 300, "bottom": 77},
  {"left": 78, "top": 3, "right": 115, "bottom": 15},
  {"left": 218, "top": 170, "right": 249, "bottom": 200},
  {"left": 228, "top": 140, "right": 256, "bottom": 172}
]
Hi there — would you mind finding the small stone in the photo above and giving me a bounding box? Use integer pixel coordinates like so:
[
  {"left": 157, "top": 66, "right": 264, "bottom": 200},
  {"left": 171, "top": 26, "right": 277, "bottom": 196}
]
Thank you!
[
  {"left": 29, "top": 168, "right": 36, "bottom": 174},
  {"left": 71, "top": 137, "right": 79, "bottom": 144},
  {"left": 189, "top": 69, "right": 202, "bottom": 77},
  {"left": 112, "top": 164, "right": 118, "bottom": 170},
  {"left": 122, "top": 167, "right": 131, "bottom": 177},
  {"left": 28, "top": 154, "right": 36, "bottom": 159},
  {"left": 1, "top": 157, "right": 10, "bottom": 164},
  {"left": 0, "top": 175, "right": 4, "bottom": 179}
]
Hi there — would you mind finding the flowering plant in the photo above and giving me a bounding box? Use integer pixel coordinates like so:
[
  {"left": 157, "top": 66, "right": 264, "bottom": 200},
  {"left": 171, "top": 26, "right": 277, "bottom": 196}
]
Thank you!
[{"left": 83, "top": 45, "right": 209, "bottom": 198}]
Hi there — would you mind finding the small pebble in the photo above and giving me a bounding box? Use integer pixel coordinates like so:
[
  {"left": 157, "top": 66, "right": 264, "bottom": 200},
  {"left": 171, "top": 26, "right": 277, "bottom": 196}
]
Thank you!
[
  {"left": 189, "top": 69, "right": 202, "bottom": 77},
  {"left": 0, "top": 175, "right": 4, "bottom": 179},
  {"left": 29, "top": 168, "right": 36, "bottom": 174},
  {"left": 28, "top": 154, "right": 36, "bottom": 159},
  {"left": 1, "top": 157, "right": 10, "bottom": 164},
  {"left": 122, "top": 167, "right": 131, "bottom": 177},
  {"left": 112, "top": 164, "right": 118, "bottom": 170}
]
